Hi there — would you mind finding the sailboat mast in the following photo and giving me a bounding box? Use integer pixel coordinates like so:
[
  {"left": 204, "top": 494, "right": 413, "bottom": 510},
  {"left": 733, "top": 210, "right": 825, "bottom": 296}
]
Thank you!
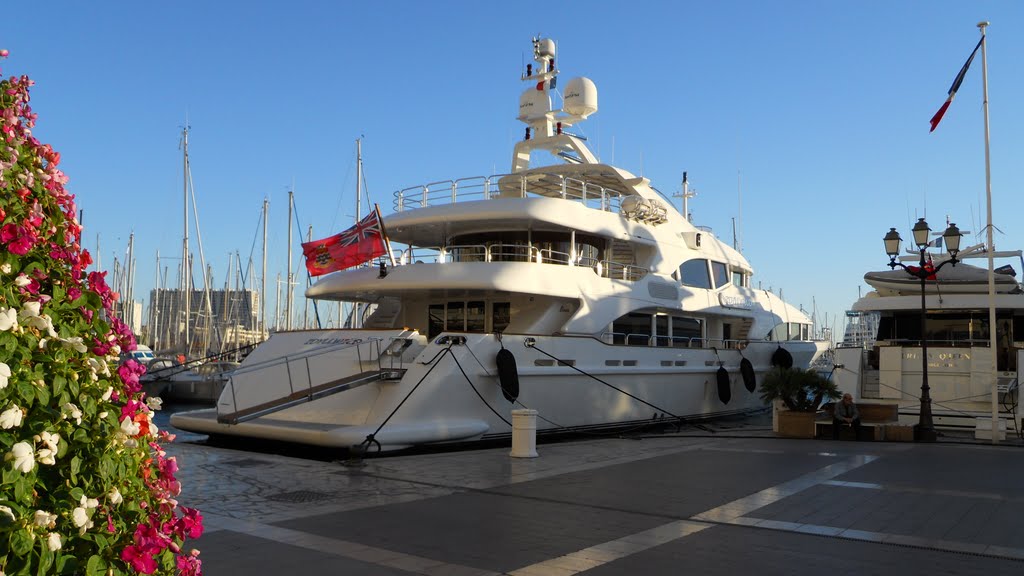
[
  {"left": 261, "top": 197, "right": 268, "bottom": 340},
  {"left": 181, "top": 126, "right": 191, "bottom": 354},
  {"left": 286, "top": 190, "right": 294, "bottom": 331},
  {"left": 356, "top": 138, "right": 362, "bottom": 222}
]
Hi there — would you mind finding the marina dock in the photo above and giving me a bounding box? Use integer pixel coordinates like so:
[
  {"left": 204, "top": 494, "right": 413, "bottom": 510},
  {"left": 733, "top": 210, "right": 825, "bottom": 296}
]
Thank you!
[{"left": 168, "top": 417, "right": 1024, "bottom": 575}]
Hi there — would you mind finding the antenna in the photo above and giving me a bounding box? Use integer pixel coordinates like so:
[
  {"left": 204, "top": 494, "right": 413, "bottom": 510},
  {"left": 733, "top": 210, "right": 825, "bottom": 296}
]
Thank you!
[{"left": 673, "top": 171, "right": 697, "bottom": 221}]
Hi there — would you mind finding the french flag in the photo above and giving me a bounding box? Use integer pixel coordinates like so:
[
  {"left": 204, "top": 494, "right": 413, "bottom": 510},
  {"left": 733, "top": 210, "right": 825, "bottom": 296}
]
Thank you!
[{"left": 929, "top": 37, "right": 984, "bottom": 132}]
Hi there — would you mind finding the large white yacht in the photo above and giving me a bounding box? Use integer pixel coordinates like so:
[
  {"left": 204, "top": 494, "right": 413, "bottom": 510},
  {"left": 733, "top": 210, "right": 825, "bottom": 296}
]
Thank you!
[
  {"left": 172, "top": 38, "right": 827, "bottom": 451},
  {"left": 834, "top": 241, "right": 1023, "bottom": 436}
]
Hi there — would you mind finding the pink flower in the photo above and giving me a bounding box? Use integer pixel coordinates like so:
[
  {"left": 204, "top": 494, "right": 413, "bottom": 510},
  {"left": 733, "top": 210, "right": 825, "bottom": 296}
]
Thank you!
[
  {"left": 0, "top": 49, "right": 9, "bottom": 58},
  {"left": 121, "top": 545, "right": 157, "bottom": 574},
  {"left": 179, "top": 507, "right": 203, "bottom": 539},
  {"left": 176, "top": 552, "right": 202, "bottom": 576}
]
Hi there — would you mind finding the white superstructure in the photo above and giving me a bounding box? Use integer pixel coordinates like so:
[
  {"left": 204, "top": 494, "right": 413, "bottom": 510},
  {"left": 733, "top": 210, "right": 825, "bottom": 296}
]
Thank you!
[{"left": 172, "top": 37, "right": 827, "bottom": 451}]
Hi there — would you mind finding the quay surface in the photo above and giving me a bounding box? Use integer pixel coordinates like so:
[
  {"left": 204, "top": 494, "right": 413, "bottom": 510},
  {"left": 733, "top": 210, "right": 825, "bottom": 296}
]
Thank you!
[{"left": 168, "top": 417, "right": 1024, "bottom": 575}]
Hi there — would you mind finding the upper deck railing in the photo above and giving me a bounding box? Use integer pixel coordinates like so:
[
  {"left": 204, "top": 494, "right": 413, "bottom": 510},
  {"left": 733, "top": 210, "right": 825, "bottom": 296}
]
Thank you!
[
  {"left": 394, "top": 173, "right": 627, "bottom": 213},
  {"left": 391, "top": 243, "right": 648, "bottom": 281}
]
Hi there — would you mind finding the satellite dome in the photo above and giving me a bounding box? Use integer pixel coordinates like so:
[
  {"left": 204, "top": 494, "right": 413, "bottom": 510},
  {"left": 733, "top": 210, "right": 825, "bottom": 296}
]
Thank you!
[
  {"left": 535, "top": 38, "right": 556, "bottom": 59},
  {"left": 518, "top": 88, "right": 551, "bottom": 121},
  {"left": 563, "top": 77, "right": 598, "bottom": 118}
]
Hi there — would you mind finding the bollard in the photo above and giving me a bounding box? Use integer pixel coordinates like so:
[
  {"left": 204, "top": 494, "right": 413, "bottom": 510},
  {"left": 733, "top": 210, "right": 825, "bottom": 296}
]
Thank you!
[{"left": 510, "top": 408, "right": 539, "bottom": 458}]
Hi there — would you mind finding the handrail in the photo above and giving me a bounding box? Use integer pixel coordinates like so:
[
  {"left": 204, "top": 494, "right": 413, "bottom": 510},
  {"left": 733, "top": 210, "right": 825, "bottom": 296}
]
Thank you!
[
  {"left": 229, "top": 337, "right": 384, "bottom": 378},
  {"left": 392, "top": 244, "right": 648, "bottom": 281},
  {"left": 393, "top": 172, "right": 627, "bottom": 213}
]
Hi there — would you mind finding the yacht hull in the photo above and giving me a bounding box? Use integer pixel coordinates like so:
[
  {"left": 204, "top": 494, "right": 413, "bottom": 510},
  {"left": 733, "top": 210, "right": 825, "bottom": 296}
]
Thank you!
[{"left": 171, "top": 329, "right": 825, "bottom": 451}]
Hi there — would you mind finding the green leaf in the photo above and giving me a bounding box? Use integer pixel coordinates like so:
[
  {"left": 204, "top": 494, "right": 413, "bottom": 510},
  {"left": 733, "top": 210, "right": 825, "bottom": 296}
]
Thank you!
[
  {"left": 13, "top": 476, "right": 29, "bottom": 502},
  {"left": 35, "top": 537, "right": 53, "bottom": 576},
  {"left": 70, "top": 455, "right": 81, "bottom": 479},
  {"left": 69, "top": 486, "right": 84, "bottom": 502},
  {"left": 34, "top": 384, "right": 50, "bottom": 406},
  {"left": 10, "top": 528, "right": 33, "bottom": 556},
  {"left": 85, "top": 554, "right": 106, "bottom": 576},
  {"left": 52, "top": 375, "right": 66, "bottom": 397}
]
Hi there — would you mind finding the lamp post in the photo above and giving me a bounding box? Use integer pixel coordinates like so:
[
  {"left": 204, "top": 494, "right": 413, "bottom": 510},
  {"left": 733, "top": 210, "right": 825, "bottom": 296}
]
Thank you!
[{"left": 883, "top": 218, "right": 963, "bottom": 442}]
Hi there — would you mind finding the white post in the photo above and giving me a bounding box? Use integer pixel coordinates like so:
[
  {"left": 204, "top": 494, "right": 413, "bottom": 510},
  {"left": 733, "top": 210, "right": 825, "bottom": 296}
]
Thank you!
[
  {"left": 510, "top": 409, "right": 539, "bottom": 458},
  {"left": 978, "top": 21, "right": 998, "bottom": 444}
]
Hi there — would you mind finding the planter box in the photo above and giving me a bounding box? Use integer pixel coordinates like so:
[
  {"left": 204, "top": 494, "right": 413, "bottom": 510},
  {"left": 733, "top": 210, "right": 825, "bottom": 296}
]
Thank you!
[
  {"left": 885, "top": 424, "right": 914, "bottom": 442},
  {"left": 776, "top": 410, "right": 818, "bottom": 438}
]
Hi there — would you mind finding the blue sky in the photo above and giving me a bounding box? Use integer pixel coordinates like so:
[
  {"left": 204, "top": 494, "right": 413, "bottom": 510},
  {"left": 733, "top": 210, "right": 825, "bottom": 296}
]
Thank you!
[{"left": 4, "top": 1, "right": 1024, "bottom": 341}]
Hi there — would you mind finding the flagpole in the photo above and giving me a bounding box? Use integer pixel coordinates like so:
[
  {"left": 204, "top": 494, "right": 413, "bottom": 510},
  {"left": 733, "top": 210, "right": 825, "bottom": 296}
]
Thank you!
[{"left": 978, "top": 21, "right": 998, "bottom": 444}]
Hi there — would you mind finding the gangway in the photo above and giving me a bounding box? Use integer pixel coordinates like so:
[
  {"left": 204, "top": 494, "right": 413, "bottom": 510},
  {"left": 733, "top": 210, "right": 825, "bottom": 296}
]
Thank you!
[{"left": 216, "top": 333, "right": 414, "bottom": 425}]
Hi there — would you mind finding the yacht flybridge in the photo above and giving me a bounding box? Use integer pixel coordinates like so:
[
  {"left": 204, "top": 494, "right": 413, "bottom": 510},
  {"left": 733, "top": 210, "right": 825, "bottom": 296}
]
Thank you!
[{"left": 172, "top": 38, "right": 827, "bottom": 451}]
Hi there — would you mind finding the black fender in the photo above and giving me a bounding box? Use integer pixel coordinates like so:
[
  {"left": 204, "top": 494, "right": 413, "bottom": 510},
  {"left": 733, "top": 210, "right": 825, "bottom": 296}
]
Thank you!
[
  {"left": 740, "top": 358, "right": 756, "bottom": 392},
  {"left": 716, "top": 366, "right": 731, "bottom": 404},
  {"left": 496, "top": 348, "right": 520, "bottom": 402},
  {"left": 771, "top": 346, "right": 793, "bottom": 370}
]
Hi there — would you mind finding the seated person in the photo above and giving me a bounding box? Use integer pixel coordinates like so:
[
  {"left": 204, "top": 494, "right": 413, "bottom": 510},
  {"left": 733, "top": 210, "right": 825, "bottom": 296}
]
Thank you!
[{"left": 833, "top": 393, "right": 863, "bottom": 440}]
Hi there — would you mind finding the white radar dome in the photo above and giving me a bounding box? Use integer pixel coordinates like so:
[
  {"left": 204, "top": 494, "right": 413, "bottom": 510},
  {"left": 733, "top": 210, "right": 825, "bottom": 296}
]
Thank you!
[
  {"left": 536, "top": 38, "right": 556, "bottom": 59},
  {"left": 563, "top": 77, "right": 598, "bottom": 118},
  {"left": 518, "top": 88, "right": 552, "bottom": 121}
]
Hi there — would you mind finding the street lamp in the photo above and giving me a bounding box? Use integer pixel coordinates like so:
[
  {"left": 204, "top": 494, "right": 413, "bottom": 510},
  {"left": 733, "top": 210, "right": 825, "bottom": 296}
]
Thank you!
[{"left": 883, "top": 218, "right": 962, "bottom": 442}]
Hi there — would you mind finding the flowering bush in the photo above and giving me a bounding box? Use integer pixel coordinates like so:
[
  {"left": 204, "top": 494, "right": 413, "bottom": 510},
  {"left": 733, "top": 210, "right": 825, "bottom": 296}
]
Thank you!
[{"left": 0, "top": 51, "right": 202, "bottom": 575}]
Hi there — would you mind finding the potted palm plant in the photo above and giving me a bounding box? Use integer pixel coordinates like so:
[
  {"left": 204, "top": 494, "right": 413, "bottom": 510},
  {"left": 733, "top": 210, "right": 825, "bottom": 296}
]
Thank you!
[{"left": 760, "top": 367, "right": 840, "bottom": 438}]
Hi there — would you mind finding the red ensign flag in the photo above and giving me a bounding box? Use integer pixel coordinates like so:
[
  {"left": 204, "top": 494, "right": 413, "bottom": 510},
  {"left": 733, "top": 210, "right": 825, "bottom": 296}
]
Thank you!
[{"left": 302, "top": 207, "right": 388, "bottom": 276}]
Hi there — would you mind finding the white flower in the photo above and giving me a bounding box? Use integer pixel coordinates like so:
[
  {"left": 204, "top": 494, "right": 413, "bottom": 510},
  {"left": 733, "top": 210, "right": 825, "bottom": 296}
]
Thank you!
[
  {"left": 79, "top": 495, "right": 98, "bottom": 509},
  {"left": 120, "top": 417, "right": 140, "bottom": 437},
  {"left": 101, "top": 386, "right": 113, "bottom": 401},
  {"left": 18, "top": 301, "right": 40, "bottom": 319},
  {"left": 36, "top": 447, "right": 56, "bottom": 466},
  {"left": 33, "top": 510, "right": 57, "bottom": 528},
  {"left": 109, "top": 344, "right": 121, "bottom": 356},
  {"left": 146, "top": 396, "right": 163, "bottom": 411},
  {"left": 38, "top": 338, "right": 48, "bottom": 350},
  {"left": 0, "top": 362, "right": 10, "bottom": 389},
  {"left": 61, "top": 403, "right": 82, "bottom": 425},
  {"left": 0, "top": 505, "right": 15, "bottom": 523},
  {"left": 0, "top": 307, "right": 16, "bottom": 331},
  {"left": 6, "top": 441, "right": 35, "bottom": 473},
  {"left": 108, "top": 487, "right": 123, "bottom": 505},
  {"left": 0, "top": 406, "right": 23, "bottom": 429},
  {"left": 13, "top": 273, "right": 30, "bottom": 287},
  {"left": 35, "top": 431, "right": 60, "bottom": 452},
  {"left": 59, "top": 337, "right": 87, "bottom": 353},
  {"left": 71, "top": 507, "right": 90, "bottom": 531},
  {"left": 46, "top": 532, "right": 61, "bottom": 551},
  {"left": 0, "top": 262, "right": 10, "bottom": 273},
  {"left": 26, "top": 314, "right": 57, "bottom": 338}
]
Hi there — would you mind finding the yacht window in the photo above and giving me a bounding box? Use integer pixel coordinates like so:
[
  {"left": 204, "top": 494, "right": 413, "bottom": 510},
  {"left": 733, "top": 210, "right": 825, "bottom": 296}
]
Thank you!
[
  {"left": 655, "top": 315, "right": 670, "bottom": 347},
  {"left": 492, "top": 302, "right": 511, "bottom": 333},
  {"left": 467, "top": 301, "right": 485, "bottom": 332},
  {"left": 680, "top": 259, "right": 711, "bottom": 289},
  {"left": 428, "top": 304, "right": 445, "bottom": 339},
  {"left": 671, "top": 316, "right": 703, "bottom": 346},
  {"left": 446, "top": 302, "right": 465, "bottom": 331},
  {"left": 711, "top": 261, "right": 729, "bottom": 288},
  {"left": 732, "top": 271, "right": 745, "bottom": 287},
  {"left": 612, "top": 313, "right": 653, "bottom": 345},
  {"left": 768, "top": 323, "right": 788, "bottom": 341}
]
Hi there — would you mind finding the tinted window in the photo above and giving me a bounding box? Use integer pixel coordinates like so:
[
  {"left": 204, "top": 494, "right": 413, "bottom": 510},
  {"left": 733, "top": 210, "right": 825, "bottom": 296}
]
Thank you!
[
  {"left": 680, "top": 259, "right": 711, "bottom": 289},
  {"left": 467, "top": 301, "right": 485, "bottom": 332},
  {"left": 492, "top": 302, "right": 511, "bottom": 333},
  {"left": 711, "top": 262, "right": 729, "bottom": 288}
]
